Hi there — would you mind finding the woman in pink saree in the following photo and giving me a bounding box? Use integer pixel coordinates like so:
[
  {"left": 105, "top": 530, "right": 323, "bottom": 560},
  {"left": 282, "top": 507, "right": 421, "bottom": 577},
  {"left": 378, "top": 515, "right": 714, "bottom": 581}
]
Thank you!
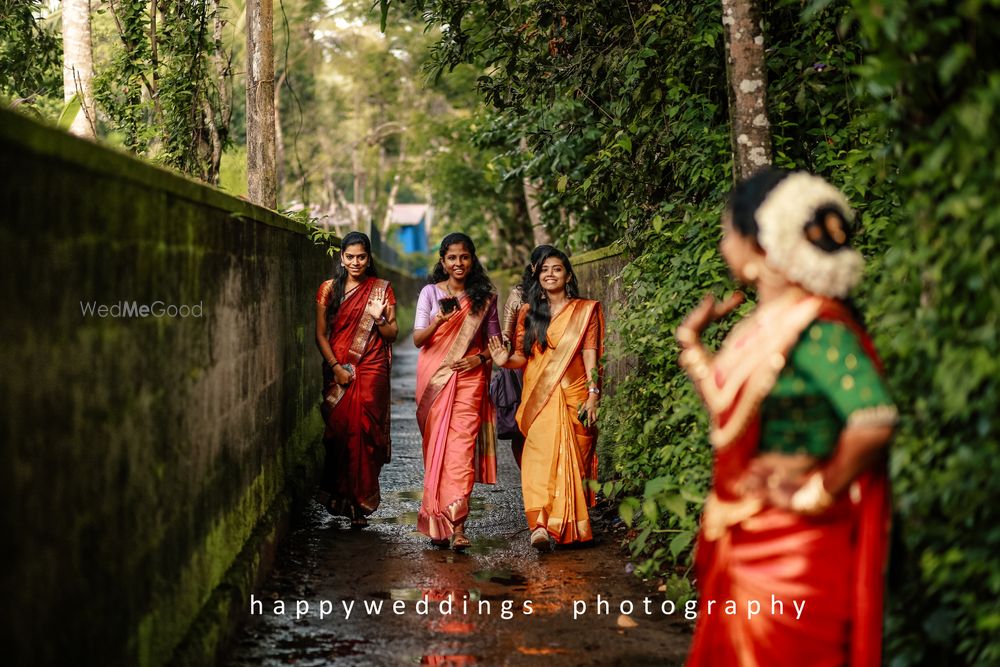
[{"left": 413, "top": 233, "right": 500, "bottom": 551}]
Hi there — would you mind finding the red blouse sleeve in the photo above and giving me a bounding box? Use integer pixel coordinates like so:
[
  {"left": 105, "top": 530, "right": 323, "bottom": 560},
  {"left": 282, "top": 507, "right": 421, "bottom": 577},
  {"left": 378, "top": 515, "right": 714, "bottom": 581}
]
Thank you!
[
  {"left": 315, "top": 280, "right": 333, "bottom": 306},
  {"left": 386, "top": 284, "right": 397, "bottom": 306}
]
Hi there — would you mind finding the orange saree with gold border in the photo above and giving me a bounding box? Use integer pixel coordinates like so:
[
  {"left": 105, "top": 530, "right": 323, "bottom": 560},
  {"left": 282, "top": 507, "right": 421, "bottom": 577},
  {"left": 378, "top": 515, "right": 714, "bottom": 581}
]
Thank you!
[{"left": 516, "top": 299, "right": 604, "bottom": 544}]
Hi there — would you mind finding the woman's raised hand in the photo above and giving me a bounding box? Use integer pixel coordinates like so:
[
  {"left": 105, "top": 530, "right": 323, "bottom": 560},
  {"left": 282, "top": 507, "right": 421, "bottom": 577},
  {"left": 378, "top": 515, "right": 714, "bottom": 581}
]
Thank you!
[
  {"left": 367, "top": 293, "right": 388, "bottom": 320},
  {"left": 676, "top": 291, "right": 745, "bottom": 347},
  {"left": 488, "top": 336, "right": 509, "bottom": 367}
]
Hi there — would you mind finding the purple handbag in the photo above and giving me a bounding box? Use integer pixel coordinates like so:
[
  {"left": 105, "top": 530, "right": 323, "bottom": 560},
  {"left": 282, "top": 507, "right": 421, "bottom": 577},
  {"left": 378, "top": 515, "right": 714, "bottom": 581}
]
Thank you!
[{"left": 489, "top": 366, "right": 523, "bottom": 440}]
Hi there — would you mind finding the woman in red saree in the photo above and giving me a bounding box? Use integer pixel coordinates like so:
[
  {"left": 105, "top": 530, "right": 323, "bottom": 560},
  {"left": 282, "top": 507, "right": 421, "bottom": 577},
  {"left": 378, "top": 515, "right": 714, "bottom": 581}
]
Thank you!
[
  {"left": 489, "top": 247, "right": 604, "bottom": 550},
  {"left": 314, "top": 231, "right": 398, "bottom": 528},
  {"left": 414, "top": 232, "right": 500, "bottom": 551},
  {"left": 679, "top": 170, "right": 897, "bottom": 666}
]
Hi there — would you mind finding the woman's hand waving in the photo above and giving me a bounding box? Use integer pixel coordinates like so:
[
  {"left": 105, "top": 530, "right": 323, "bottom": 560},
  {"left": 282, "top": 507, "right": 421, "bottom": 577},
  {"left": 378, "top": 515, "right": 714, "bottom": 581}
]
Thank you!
[
  {"left": 367, "top": 293, "right": 388, "bottom": 321},
  {"left": 676, "top": 291, "right": 745, "bottom": 347},
  {"left": 488, "top": 336, "right": 509, "bottom": 367}
]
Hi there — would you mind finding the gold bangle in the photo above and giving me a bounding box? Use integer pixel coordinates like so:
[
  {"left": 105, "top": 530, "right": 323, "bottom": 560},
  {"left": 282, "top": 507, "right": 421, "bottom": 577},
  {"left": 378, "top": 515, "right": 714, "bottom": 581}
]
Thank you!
[{"left": 789, "top": 471, "right": 835, "bottom": 515}]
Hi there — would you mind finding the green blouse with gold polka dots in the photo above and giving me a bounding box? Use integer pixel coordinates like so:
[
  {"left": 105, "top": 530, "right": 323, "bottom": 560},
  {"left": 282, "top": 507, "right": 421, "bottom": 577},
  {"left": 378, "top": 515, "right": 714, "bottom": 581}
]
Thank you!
[{"left": 759, "top": 320, "right": 895, "bottom": 457}]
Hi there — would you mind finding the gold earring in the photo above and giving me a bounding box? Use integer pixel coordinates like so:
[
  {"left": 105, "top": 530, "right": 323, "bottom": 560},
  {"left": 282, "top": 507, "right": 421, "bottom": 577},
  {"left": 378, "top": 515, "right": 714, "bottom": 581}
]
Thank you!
[{"left": 743, "top": 261, "right": 760, "bottom": 282}]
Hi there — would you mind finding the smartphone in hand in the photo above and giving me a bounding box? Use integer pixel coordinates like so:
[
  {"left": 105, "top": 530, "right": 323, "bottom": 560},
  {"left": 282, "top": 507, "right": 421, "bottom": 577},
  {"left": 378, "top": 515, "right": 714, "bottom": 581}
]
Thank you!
[
  {"left": 439, "top": 296, "right": 460, "bottom": 314},
  {"left": 577, "top": 403, "right": 590, "bottom": 428}
]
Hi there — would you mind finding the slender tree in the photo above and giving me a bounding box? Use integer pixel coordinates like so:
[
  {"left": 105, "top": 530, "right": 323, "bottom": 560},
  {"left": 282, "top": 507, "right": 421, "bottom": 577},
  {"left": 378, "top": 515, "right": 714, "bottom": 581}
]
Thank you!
[
  {"left": 61, "top": 0, "right": 96, "bottom": 138},
  {"left": 721, "top": 0, "right": 772, "bottom": 181},
  {"left": 520, "top": 138, "right": 551, "bottom": 246},
  {"left": 246, "top": 0, "right": 276, "bottom": 207},
  {"left": 204, "top": 0, "right": 232, "bottom": 184}
]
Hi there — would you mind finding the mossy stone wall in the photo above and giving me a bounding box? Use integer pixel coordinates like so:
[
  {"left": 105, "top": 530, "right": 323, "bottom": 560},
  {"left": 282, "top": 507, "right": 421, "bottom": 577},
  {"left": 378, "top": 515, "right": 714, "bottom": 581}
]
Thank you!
[
  {"left": 0, "top": 109, "right": 420, "bottom": 666},
  {"left": 571, "top": 245, "right": 634, "bottom": 478},
  {"left": 572, "top": 244, "right": 633, "bottom": 394}
]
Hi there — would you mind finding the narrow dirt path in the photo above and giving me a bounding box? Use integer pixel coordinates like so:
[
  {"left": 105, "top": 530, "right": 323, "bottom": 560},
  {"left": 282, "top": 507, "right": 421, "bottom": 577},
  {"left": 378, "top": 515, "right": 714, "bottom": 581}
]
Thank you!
[{"left": 228, "top": 341, "right": 692, "bottom": 666}]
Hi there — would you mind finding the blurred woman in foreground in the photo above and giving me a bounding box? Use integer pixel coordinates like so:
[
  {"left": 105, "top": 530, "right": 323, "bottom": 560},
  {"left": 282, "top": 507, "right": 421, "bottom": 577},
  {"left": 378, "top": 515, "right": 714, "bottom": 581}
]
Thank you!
[{"left": 680, "top": 170, "right": 897, "bottom": 666}]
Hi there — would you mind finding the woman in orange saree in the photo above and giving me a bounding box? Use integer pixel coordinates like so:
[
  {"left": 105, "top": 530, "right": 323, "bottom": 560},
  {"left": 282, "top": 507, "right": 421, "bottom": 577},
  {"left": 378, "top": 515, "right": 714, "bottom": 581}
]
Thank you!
[
  {"left": 493, "top": 245, "right": 556, "bottom": 468},
  {"left": 314, "top": 232, "right": 398, "bottom": 528},
  {"left": 678, "top": 170, "right": 897, "bottom": 666},
  {"left": 489, "top": 247, "right": 604, "bottom": 550},
  {"left": 414, "top": 233, "right": 500, "bottom": 551}
]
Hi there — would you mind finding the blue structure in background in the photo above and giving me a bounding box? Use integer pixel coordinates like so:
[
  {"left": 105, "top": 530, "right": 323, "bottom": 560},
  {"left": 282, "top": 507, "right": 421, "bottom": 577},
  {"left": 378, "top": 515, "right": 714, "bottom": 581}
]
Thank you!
[
  {"left": 396, "top": 219, "right": 427, "bottom": 253},
  {"left": 391, "top": 203, "right": 431, "bottom": 275}
]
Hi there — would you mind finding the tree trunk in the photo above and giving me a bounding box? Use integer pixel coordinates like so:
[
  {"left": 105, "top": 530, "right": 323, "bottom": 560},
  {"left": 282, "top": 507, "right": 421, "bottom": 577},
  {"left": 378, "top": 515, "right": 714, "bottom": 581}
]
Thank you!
[
  {"left": 62, "top": 0, "right": 96, "bottom": 138},
  {"left": 380, "top": 137, "right": 405, "bottom": 238},
  {"left": 246, "top": 0, "right": 276, "bottom": 208},
  {"left": 274, "top": 70, "right": 287, "bottom": 197},
  {"left": 202, "top": 98, "right": 222, "bottom": 184},
  {"left": 721, "top": 0, "right": 772, "bottom": 182},
  {"left": 519, "top": 138, "right": 550, "bottom": 246},
  {"left": 351, "top": 143, "right": 367, "bottom": 230},
  {"left": 205, "top": 0, "right": 231, "bottom": 185}
]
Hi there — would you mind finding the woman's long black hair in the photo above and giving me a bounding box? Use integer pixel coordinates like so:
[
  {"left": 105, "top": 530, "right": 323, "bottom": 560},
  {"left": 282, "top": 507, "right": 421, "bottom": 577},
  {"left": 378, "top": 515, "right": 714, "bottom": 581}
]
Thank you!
[
  {"left": 326, "top": 231, "right": 378, "bottom": 329},
  {"left": 429, "top": 232, "right": 494, "bottom": 315},
  {"left": 522, "top": 246, "right": 580, "bottom": 356}
]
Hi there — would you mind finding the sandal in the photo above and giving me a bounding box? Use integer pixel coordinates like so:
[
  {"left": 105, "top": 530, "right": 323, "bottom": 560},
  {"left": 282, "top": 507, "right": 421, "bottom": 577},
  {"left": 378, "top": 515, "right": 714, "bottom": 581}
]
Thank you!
[
  {"left": 450, "top": 532, "right": 471, "bottom": 551},
  {"left": 530, "top": 527, "right": 550, "bottom": 551},
  {"left": 350, "top": 516, "right": 369, "bottom": 530}
]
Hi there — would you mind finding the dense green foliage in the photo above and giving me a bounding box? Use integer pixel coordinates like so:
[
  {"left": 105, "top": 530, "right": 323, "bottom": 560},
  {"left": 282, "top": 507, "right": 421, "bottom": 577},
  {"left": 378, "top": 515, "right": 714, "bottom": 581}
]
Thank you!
[
  {"left": 393, "top": 0, "right": 999, "bottom": 663},
  {"left": 850, "top": 2, "right": 1000, "bottom": 664},
  {"left": 93, "top": 0, "right": 229, "bottom": 179},
  {"left": 0, "top": 1, "right": 61, "bottom": 118}
]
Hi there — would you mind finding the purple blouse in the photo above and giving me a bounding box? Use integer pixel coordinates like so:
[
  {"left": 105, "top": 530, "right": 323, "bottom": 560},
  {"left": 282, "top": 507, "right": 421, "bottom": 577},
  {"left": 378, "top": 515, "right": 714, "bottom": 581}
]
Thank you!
[{"left": 414, "top": 284, "right": 501, "bottom": 338}]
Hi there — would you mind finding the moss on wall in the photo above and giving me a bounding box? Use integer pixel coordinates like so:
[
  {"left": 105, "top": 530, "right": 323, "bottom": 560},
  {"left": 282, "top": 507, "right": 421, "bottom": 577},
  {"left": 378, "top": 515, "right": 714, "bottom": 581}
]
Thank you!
[
  {"left": 0, "top": 109, "right": 328, "bottom": 666},
  {"left": 571, "top": 246, "right": 634, "bottom": 479}
]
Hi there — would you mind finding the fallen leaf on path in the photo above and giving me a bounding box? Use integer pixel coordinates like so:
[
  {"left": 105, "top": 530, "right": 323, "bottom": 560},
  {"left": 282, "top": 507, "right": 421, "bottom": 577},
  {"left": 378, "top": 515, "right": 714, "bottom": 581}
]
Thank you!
[{"left": 617, "top": 614, "right": 639, "bottom": 628}]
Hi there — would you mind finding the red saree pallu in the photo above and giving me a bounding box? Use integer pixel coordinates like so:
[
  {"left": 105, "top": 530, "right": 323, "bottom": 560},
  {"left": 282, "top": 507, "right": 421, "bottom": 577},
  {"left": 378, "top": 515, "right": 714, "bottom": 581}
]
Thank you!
[
  {"left": 516, "top": 299, "right": 604, "bottom": 544},
  {"left": 316, "top": 277, "right": 394, "bottom": 519},
  {"left": 416, "top": 295, "right": 497, "bottom": 540},
  {"left": 686, "top": 296, "right": 891, "bottom": 667}
]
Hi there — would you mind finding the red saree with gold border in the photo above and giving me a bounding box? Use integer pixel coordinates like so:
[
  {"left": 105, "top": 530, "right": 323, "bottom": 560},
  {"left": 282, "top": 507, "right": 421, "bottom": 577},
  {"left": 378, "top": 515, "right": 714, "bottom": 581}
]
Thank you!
[
  {"left": 686, "top": 295, "right": 890, "bottom": 667},
  {"left": 316, "top": 277, "right": 394, "bottom": 518},
  {"left": 416, "top": 295, "right": 498, "bottom": 540},
  {"left": 516, "top": 299, "right": 604, "bottom": 544}
]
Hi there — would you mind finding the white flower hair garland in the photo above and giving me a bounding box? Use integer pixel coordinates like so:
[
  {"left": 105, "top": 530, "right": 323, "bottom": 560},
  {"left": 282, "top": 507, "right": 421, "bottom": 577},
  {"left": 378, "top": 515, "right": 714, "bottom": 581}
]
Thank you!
[{"left": 755, "top": 172, "right": 864, "bottom": 298}]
